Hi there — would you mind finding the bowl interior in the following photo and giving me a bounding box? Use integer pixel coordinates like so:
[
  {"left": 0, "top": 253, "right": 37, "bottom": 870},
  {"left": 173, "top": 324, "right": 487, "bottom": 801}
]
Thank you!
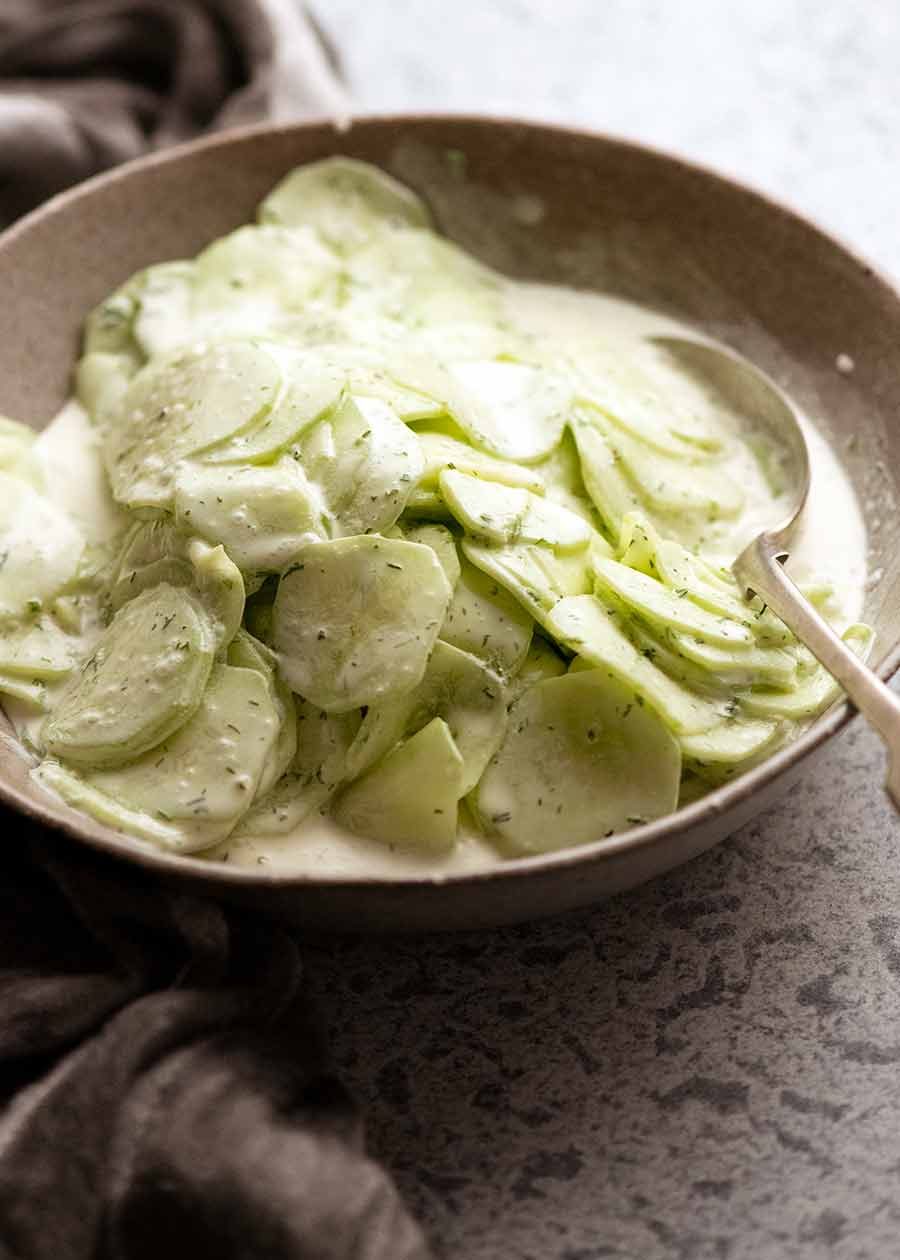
[{"left": 0, "top": 115, "right": 898, "bottom": 928}]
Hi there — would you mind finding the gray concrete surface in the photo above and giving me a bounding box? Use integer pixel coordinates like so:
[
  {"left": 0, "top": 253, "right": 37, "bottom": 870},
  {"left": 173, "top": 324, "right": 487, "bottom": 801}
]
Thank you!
[{"left": 306, "top": 4, "right": 900, "bottom": 1256}]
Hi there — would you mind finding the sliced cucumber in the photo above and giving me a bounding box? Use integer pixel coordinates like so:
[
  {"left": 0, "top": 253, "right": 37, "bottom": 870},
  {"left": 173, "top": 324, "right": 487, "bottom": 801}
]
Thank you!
[
  {"left": 105, "top": 341, "right": 285, "bottom": 509},
  {"left": 547, "top": 595, "right": 723, "bottom": 734},
  {"left": 573, "top": 341, "right": 722, "bottom": 456},
  {"left": 345, "top": 640, "right": 506, "bottom": 792},
  {"left": 299, "top": 394, "right": 423, "bottom": 537},
  {"left": 400, "top": 522, "right": 462, "bottom": 590},
  {"left": 475, "top": 669, "right": 681, "bottom": 855},
  {"left": 592, "top": 557, "right": 753, "bottom": 647},
  {"left": 272, "top": 536, "right": 452, "bottom": 712},
  {"left": 0, "top": 673, "right": 46, "bottom": 709},
  {"left": 235, "top": 700, "right": 362, "bottom": 837},
  {"left": 43, "top": 664, "right": 280, "bottom": 852},
  {"left": 442, "top": 360, "right": 569, "bottom": 463},
  {"left": 174, "top": 458, "right": 325, "bottom": 573},
  {"left": 671, "top": 632, "right": 798, "bottom": 690},
  {"left": 334, "top": 716, "right": 464, "bottom": 852},
  {"left": 441, "top": 559, "right": 533, "bottom": 678},
  {"left": 462, "top": 538, "right": 592, "bottom": 628},
  {"left": 38, "top": 760, "right": 184, "bottom": 845},
  {"left": 416, "top": 430, "right": 546, "bottom": 495},
  {"left": 194, "top": 224, "right": 339, "bottom": 322},
  {"left": 43, "top": 583, "right": 215, "bottom": 768},
  {"left": 83, "top": 287, "right": 139, "bottom": 358},
  {"left": 570, "top": 416, "right": 643, "bottom": 542},
  {"left": 132, "top": 262, "right": 195, "bottom": 357},
  {"left": 0, "top": 617, "right": 76, "bottom": 679},
  {"left": 440, "top": 469, "right": 591, "bottom": 551},
  {"left": 347, "top": 229, "right": 503, "bottom": 327},
  {"left": 107, "top": 522, "right": 244, "bottom": 648},
  {"left": 738, "top": 625, "right": 874, "bottom": 718},
  {"left": 259, "top": 157, "right": 432, "bottom": 251},
  {"left": 226, "top": 630, "right": 297, "bottom": 796},
  {"left": 506, "top": 633, "right": 568, "bottom": 703},
  {"left": 0, "top": 473, "right": 84, "bottom": 619},
  {"left": 681, "top": 719, "right": 782, "bottom": 772},
  {"left": 76, "top": 351, "right": 136, "bottom": 427},
  {"left": 201, "top": 360, "right": 343, "bottom": 465},
  {"left": 591, "top": 409, "right": 743, "bottom": 519}
]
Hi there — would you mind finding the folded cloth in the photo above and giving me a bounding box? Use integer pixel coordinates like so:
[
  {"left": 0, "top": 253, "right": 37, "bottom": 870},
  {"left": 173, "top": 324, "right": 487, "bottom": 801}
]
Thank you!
[
  {"left": 0, "top": 4, "right": 431, "bottom": 1257},
  {"left": 0, "top": 0, "right": 349, "bottom": 225},
  {"left": 0, "top": 835, "right": 429, "bottom": 1259}
]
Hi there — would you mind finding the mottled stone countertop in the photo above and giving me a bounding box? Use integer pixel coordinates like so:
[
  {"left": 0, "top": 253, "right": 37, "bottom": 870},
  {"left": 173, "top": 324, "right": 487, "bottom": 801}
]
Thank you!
[{"left": 308, "top": 4, "right": 900, "bottom": 1256}]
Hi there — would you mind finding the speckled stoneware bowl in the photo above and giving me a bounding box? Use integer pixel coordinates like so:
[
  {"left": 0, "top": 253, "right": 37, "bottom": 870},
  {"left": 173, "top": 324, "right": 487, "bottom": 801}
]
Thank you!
[{"left": 1, "top": 116, "right": 898, "bottom": 931}]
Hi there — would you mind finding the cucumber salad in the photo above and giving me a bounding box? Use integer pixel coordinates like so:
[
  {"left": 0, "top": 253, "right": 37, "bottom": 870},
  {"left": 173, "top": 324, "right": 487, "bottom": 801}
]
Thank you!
[{"left": 0, "top": 158, "right": 872, "bottom": 870}]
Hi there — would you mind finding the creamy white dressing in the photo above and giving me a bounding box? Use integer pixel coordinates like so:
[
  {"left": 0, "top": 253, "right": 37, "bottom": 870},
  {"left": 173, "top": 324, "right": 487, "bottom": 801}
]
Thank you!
[{"left": 8, "top": 282, "right": 869, "bottom": 878}]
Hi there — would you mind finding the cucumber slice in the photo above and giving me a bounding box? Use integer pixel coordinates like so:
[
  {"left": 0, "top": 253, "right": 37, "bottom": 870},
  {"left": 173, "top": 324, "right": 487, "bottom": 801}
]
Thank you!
[
  {"left": 400, "top": 522, "right": 461, "bottom": 589},
  {"left": 462, "top": 538, "right": 592, "bottom": 629},
  {"left": 107, "top": 522, "right": 244, "bottom": 648},
  {"left": 671, "top": 633, "right": 798, "bottom": 690},
  {"left": 475, "top": 669, "right": 681, "bottom": 855},
  {"left": 83, "top": 288, "right": 139, "bottom": 357},
  {"left": 0, "top": 617, "right": 76, "bottom": 679},
  {"left": 234, "top": 701, "right": 362, "bottom": 837},
  {"left": 507, "top": 634, "right": 568, "bottom": 702},
  {"left": 533, "top": 429, "right": 604, "bottom": 528},
  {"left": 194, "top": 224, "right": 339, "bottom": 320},
  {"left": 547, "top": 595, "right": 723, "bottom": 734},
  {"left": 416, "top": 430, "right": 546, "bottom": 495},
  {"left": 43, "top": 583, "right": 215, "bottom": 768},
  {"left": 174, "top": 458, "right": 325, "bottom": 573},
  {"left": 570, "top": 416, "right": 643, "bottom": 542},
  {"left": 38, "top": 760, "right": 183, "bottom": 845},
  {"left": 738, "top": 624, "right": 874, "bottom": 718},
  {"left": 442, "top": 361, "right": 569, "bottom": 463},
  {"left": 259, "top": 157, "right": 432, "bottom": 251},
  {"left": 0, "top": 473, "right": 84, "bottom": 619},
  {"left": 75, "top": 352, "right": 136, "bottom": 427},
  {"left": 226, "top": 630, "right": 298, "bottom": 797},
  {"left": 0, "top": 673, "right": 46, "bottom": 708},
  {"left": 105, "top": 341, "right": 284, "bottom": 509},
  {"left": 592, "top": 557, "right": 753, "bottom": 647},
  {"left": 591, "top": 409, "right": 743, "bottom": 519},
  {"left": 441, "top": 559, "right": 533, "bottom": 678},
  {"left": 299, "top": 394, "right": 423, "bottom": 537},
  {"left": 132, "top": 262, "right": 195, "bottom": 357},
  {"left": 345, "top": 640, "right": 506, "bottom": 793},
  {"left": 347, "top": 229, "right": 503, "bottom": 327},
  {"left": 43, "top": 664, "right": 280, "bottom": 852},
  {"left": 402, "top": 486, "right": 454, "bottom": 519},
  {"left": 440, "top": 469, "right": 591, "bottom": 552},
  {"left": 680, "top": 719, "right": 782, "bottom": 771},
  {"left": 572, "top": 342, "right": 722, "bottom": 457},
  {"left": 201, "top": 362, "right": 343, "bottom": 465},
  {"left": 272, "top": 536, "right": 452, "bottom": 712},
  {"left": 334, "top": 717, "right": 464, "bottom": 852}
]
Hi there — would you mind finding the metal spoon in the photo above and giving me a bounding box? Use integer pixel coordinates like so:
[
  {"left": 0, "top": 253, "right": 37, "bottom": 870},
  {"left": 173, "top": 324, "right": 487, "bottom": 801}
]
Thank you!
[{"left": 650, "top": 334, "right": 900, "bottom": 810}]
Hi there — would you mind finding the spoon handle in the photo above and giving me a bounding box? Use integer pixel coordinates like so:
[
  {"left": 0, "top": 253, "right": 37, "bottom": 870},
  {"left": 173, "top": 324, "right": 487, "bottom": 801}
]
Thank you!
[{"left": 734, "top": 535, "right": 900, "bottom": 811}]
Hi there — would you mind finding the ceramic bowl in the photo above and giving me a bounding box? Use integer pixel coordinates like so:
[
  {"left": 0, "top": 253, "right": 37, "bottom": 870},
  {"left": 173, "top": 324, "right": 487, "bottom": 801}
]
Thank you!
[{"left": 1, "top": 115, "right": 897, "bottom": 930}]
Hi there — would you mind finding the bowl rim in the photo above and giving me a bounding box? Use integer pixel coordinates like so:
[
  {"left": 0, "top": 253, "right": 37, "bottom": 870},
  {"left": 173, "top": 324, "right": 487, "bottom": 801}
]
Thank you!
[{"left": 1, "top": 110, "right": 897, "bottom": 892}]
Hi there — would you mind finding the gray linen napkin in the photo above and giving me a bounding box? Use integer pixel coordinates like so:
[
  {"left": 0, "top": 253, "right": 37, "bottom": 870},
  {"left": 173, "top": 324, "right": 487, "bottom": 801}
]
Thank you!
[
  {"left": 0, "top": 0, "right": 348, "bottom": 225},
  {"left": 0, "top": 5, "right": 432, "bottom": 1258}
]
